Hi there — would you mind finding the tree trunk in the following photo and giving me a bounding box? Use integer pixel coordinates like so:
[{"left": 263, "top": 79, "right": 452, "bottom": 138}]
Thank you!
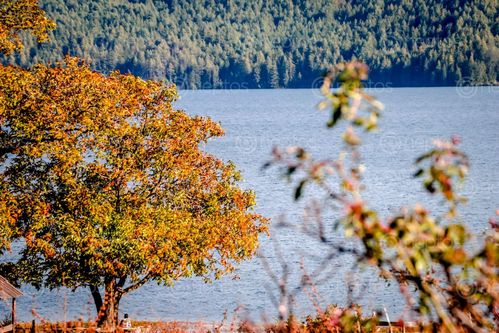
[
  {"left": 96, "top": 280, "right": 122, "bottom": 329},
  {"left": 90, "top": 285, "right": 103, "bottom": 314}
]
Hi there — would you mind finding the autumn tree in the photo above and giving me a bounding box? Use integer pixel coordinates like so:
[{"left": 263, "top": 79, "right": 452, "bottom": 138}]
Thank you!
[
  {"left": 0, "top": 0, "right": 54, "bottom": 55},
  {"left": 0, "top": 0, "right": 55, "bottom": 250},
  {"left": 0, "top": 58, "right": 268, "bottom": 327},
  {"left": 0, "top": 2, "right": 267, "bottom": 326}
]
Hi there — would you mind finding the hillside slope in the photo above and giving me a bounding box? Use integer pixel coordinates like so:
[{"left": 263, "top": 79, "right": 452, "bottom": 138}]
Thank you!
[{"left": 4, "top": 0, "right": 498, "bottom": 88}]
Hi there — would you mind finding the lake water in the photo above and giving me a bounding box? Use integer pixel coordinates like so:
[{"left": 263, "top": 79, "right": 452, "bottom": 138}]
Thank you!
[{"left": 4, "top": 87, "right": 499, "bottom": 323}]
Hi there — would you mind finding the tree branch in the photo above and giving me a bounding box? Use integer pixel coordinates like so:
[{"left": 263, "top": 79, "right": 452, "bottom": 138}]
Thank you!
[
  {"left": 122, "top": 273, "right": 152, "bottom": 294},
  {"left": 90, "top": 284, "right": 103, "bottom": 314}
]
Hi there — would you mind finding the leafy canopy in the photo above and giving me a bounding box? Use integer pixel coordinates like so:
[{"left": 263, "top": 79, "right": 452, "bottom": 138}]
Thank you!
[
  {"left": 0, "top": 57, "right": 268, "bottom": 323},
  {"left": 0, "top": 0, "right": 268, "bottom": 327},
  {"left": 0, "top": 0, "right": 55, "bottom": 55}
]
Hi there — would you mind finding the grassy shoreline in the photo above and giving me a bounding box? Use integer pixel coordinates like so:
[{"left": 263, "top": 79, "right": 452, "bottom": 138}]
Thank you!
[{"left": 13, "top": 319, "right": 423, "bottom": 333}]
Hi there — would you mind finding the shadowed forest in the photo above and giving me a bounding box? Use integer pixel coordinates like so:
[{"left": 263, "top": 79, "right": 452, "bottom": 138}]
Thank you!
[{"left": 2, "top": 0, "right": 498, "bottom": 88}]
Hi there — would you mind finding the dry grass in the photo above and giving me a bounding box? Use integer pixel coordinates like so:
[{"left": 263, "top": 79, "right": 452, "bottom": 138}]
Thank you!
[{"left": 14, "top": 320, "right": 425, "bottom": 333}]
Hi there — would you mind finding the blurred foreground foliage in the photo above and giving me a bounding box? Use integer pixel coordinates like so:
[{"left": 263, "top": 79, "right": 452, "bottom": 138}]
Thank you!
[{"left": 266, "top": 62, "right": 498, "bottom": 332}]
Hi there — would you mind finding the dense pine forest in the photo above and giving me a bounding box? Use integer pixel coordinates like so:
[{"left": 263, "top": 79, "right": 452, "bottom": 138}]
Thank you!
[{"left": 4, "top": 0, "right": 498, "bottom": 88}]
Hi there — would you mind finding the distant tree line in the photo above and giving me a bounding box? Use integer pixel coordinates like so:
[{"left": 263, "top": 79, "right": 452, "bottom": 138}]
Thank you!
[{"left": 3, "top": 0, "right": 498, "bottom": 88}]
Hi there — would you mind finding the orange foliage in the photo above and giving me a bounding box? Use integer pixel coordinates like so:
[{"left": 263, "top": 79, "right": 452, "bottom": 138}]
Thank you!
[
  {"left": 0, "top": 58, "right": 268, "bottom": 326},
  {"left": 0, "top": 0, "right": 55, "bottom": 55}
]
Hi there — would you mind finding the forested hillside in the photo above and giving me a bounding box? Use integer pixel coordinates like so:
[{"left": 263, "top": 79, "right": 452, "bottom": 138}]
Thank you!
[{"left": 4, "top": 0, "right": 498, "bottom": 88}]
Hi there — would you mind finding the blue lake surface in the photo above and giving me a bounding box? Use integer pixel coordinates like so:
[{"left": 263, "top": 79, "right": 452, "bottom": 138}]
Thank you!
[{"left": 4, "top": 87, "right": 499, "bottom": 323}]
